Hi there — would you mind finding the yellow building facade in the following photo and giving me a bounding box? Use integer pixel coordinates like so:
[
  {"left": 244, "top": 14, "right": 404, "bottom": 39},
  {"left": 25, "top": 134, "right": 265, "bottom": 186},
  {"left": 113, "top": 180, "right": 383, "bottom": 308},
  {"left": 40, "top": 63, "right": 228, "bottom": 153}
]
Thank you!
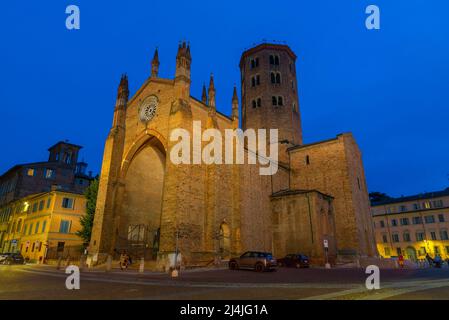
[
  {"left": 371, "top": 189, "right": 449, "bottom": 261},
  {"left": 0, "top": 190, "right": 86, "bottom": 262}
]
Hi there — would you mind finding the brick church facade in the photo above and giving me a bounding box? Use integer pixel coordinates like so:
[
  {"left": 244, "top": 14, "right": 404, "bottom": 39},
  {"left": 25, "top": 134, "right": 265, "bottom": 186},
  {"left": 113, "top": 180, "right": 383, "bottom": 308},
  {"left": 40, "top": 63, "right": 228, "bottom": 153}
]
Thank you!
[{"left": 89, "top": 42, "right": 377, "bottom": 268}]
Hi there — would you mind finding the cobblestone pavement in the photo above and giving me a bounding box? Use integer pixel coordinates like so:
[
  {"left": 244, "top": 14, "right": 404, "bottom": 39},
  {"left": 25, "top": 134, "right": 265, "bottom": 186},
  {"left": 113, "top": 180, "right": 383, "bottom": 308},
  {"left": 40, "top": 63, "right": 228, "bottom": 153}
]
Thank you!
[{"left": 1, "top": 264, "right": 448, "bottom": 300}]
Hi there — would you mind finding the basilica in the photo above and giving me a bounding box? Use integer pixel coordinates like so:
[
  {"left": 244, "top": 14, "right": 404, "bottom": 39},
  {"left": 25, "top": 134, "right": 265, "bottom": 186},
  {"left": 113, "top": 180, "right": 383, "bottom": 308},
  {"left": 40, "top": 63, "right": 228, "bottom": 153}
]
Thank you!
[{"left": 89, "top": 42, "right": 377, "bottom": 268}]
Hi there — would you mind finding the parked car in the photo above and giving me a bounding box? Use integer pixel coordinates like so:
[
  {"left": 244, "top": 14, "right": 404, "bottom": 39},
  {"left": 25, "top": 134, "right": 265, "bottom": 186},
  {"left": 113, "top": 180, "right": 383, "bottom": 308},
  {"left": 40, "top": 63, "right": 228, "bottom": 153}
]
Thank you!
[
  {"left": 229, "top": 251, "right": 277, "bottom": 272},
  {"left": 1, "top": 253, "right": 25, "bottom": 265},
  {"left": 277, "top": 254, "right": 310, "bottom": 268},
  {"left": 0, "top": 253, "right": 13, "bottom": 264}
]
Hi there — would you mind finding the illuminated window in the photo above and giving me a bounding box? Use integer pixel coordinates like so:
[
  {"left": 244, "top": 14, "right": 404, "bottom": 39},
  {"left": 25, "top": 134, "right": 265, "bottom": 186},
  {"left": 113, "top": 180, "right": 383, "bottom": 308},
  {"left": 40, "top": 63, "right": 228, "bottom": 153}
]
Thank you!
[
  {"left": 44, "top": 169, "right": 55, "bottom": 179},
  {"left": 27, "top": 169, "right": 35, "bottom": 177},
  {"left": 423, "top": 202, "right": 431, "bottom": 209},
  {"left": 384, "top": 247, "right": 391, "bottom": 256}
]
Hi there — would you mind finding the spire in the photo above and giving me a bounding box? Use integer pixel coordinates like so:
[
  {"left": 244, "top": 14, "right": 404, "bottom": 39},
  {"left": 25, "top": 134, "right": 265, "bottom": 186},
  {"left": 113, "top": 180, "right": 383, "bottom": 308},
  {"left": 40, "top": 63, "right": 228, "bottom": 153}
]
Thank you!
[
  {"left": 201, "top": 83, "right": 208, "bottom": 104},
  {"left": 232, "top": 85, "right": 239, "bottom": 120},
  {"left": 175, "top": 41, "right": 192, "bottom": 91},
  {"left": 208, "top": 73, "right": 216, "bottom": 108},
  {"left": 151, "top": 48, "right": 160, "bottom": 78},
  {"left": 117, "top": 74, "right": 129, "bottom": 103},
  {"left": 113, "top": 74, "right": 128, "bottom": 128}
]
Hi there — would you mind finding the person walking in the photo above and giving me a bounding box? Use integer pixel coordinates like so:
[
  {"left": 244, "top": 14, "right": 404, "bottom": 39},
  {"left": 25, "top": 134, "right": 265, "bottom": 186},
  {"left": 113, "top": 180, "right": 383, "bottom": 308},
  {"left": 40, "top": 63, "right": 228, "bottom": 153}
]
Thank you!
[
  {"left": 425, "top": 253, "right": 434, "bottom": 268},
  {"left": 119, "top": 251, "right": 129, "bottom": 271},
  {"left": 398, "top": 254, "right": 405, "bottom": 269}
]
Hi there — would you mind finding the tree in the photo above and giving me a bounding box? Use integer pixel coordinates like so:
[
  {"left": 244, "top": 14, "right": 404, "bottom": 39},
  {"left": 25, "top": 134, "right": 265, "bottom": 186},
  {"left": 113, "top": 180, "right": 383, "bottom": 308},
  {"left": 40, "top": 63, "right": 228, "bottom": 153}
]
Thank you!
[
  {"left": 369, "top": 192, "right": 391, "bottom": 203},
  {"left": 76, "top": 177, "right": 99, "bottom": 244}
]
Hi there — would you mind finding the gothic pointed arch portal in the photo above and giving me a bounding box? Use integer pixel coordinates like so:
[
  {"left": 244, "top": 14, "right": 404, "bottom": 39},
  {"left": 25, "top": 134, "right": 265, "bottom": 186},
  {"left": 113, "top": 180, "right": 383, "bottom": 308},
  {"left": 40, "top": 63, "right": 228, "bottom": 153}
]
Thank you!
[{"left": 117, "top": 136, "right": 166, "bottom": 259}]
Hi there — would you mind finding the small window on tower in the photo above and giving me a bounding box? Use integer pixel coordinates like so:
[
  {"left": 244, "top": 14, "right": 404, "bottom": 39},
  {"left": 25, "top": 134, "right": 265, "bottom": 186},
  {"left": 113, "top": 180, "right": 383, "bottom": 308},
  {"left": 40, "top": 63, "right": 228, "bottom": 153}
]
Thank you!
[
  {"left": 276, "top": 73, "right": 281, "bottom": 84},
  {"left": 277, "top": 96, "right": 283, "bottom": 106},
  {"left": 250, "top": 60, "right": 255, "bottom": 69},
  {"left": 255, "top": 58, "right": 259, "bottom": 67},
  {"left": 271, "top": 72, "right": 276, "bottom": 84},
  {"left": 257, "top": 98, "right": 262, "bottom": 107},
  {"left": 251, "top": 77, "right": 256, "bottom": 87},
  {"left": 256, "top": 75, "right": 260, "bottom": 85},
  {"left": 269, "top": 55, "right": 275, "bottom": 65},
  {"left": 252, "top": 100, "right": 257, "bottom": 108},
  {"left": 274, "top": 56, "right": 280, "bottom": 65},
  {"left": 306, "top": 155, "right": 310, "bottom": 165},
  {"left": 272, "top": 96, "right": 277, "bottom": 106}
]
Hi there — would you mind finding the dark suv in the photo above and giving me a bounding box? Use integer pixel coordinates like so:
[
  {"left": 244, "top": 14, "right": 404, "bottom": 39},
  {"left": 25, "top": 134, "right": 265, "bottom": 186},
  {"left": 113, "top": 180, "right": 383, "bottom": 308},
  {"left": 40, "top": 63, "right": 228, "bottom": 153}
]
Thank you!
[
  {"left": 229, "top": 251, "right": 277, "bottom": 272},
  {"left": 277, "top": 254, "right": 310, "bottom": 268}
]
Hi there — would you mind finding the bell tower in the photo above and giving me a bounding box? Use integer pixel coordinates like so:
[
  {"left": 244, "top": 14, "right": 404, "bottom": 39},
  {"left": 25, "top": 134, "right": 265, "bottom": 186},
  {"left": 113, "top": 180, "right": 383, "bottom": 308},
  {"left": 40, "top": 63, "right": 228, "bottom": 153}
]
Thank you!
[{"left": 240, "top": 43, "right": 302, "bottom": 161}]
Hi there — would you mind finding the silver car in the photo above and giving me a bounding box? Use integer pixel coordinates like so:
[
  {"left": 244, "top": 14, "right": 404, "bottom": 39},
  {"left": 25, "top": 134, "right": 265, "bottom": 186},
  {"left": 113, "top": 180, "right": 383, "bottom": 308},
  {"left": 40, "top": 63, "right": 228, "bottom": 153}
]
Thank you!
[{"left": 229, "top": 251, "right": 277, "bottom": 272}]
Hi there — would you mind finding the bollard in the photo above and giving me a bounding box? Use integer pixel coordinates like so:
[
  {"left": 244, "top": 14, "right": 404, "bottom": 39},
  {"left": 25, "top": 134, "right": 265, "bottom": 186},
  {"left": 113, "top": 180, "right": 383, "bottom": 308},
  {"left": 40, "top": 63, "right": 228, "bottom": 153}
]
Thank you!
[
  {"left": 139, "top": 257, "right": 145, "bottom": 273},
  {"left": 106, "top": 255, "right": 112, "bottom": 272},
  {"left": 56, "top": 257, "right": 62, "bottom": 270}
]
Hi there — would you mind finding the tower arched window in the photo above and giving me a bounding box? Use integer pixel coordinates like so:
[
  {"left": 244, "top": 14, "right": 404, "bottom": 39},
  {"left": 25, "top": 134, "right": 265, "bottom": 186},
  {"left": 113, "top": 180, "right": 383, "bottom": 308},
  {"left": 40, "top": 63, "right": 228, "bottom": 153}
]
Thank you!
[
  {"left": 256, "top": 75, "right": 260, "bottom": 85},
  {"left": 271, "top": 72, "right": 276, "bottom": 84},
  {"left": 277, "top": 96, "right": 283, "bottom": 106},
  {"left": 257, "top": 98, "right": 262, "bottom": 107},
  {"left": 269, "top": 55, "right": 275, "bottom": 65},
  {"left": 252, "top": 100, "right": 257, "bottom": 108},
  {"left": 251, "top": 77, "right": 256, "bottom": 87},
  {"left": 274, "top": 56, "right": 280, "bottom": 65},
  {"left": 272, "top": 96, "right": 277, "bottom": 106},
  {"left": 276, "top": 73, "right": 281, "bottom": 84}
]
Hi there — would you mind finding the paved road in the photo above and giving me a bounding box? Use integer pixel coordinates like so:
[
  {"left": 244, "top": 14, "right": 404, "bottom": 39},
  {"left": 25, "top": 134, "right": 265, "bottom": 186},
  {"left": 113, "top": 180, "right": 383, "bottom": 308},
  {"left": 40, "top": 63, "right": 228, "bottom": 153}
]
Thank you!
[{"left": 1, "top": 264, "right": 449, "bottom": 300}]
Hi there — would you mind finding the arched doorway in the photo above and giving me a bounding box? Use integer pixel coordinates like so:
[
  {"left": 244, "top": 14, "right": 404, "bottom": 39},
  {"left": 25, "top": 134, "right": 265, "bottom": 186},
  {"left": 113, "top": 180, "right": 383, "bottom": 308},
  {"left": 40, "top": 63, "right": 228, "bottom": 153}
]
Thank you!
[
  {"left": 117, "top": 137, "right": 166, "bottom": 260},
  {"left": 219, "top": 223, "right": 231, "bottom": 259}
]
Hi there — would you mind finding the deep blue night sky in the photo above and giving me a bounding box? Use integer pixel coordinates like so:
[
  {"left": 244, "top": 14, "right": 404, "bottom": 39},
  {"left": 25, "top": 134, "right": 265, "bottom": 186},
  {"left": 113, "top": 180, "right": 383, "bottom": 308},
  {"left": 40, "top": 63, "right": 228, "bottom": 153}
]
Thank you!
[{"left": 1, "top": 1, "right": 448, "bottom": 197}]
